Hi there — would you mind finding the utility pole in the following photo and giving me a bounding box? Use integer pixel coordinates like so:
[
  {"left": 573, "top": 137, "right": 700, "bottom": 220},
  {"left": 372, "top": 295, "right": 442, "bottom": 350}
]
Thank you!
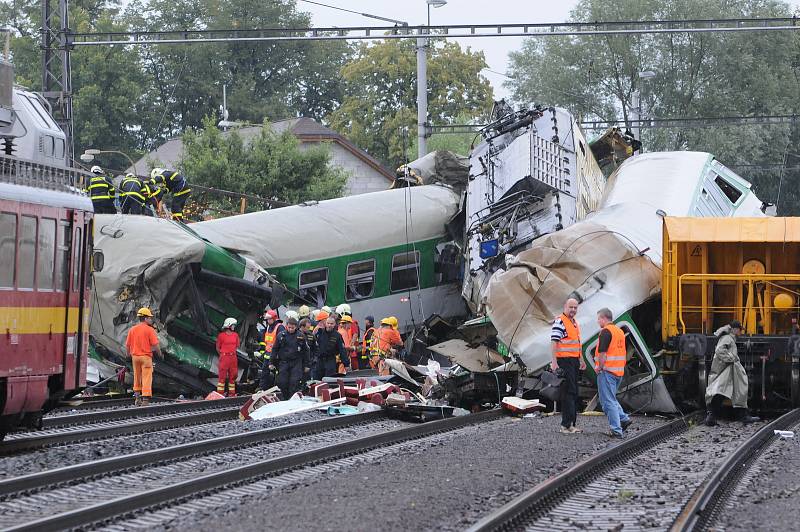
[
  {"left": 41, "top": 0, "right": 73, "bottom": 161},
  {"left": 416, "top": 35, "right": 427, "bottom": 159}
]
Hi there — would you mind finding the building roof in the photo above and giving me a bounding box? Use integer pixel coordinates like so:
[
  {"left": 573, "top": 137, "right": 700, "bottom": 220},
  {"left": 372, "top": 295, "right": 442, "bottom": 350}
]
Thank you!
[{"left": 128, "top": 118, "right": 393, "bottom": 181}]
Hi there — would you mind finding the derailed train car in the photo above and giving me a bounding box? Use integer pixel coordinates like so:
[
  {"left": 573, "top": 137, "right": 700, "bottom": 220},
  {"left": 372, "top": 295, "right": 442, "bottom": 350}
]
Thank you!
[
  {"left": 90, "top": 214, "right": 276, "bottom": 394},
  {"left": 484, "top": 152, "right": 770, "bottom": 412}
]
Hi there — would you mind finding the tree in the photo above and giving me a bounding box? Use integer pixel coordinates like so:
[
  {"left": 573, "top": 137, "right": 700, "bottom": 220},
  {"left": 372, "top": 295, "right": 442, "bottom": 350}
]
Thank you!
[
  {"left": 181, "top": 117, "right": 347, "bottom": 210},
  {"left": 329, "top": 39, "right": 493, "bottom": 169},
  {"left": 506, "top": 0, "right": 800, "bottom": 214}
]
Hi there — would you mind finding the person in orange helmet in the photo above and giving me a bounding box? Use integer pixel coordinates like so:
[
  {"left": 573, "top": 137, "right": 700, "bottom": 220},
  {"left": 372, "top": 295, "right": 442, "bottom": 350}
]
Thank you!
[
  {"left": 125, "top": 307, "right": 163, "bottom": 406},
  {"left": 370, "top": 318, "right": 403, "bottom": 376}
]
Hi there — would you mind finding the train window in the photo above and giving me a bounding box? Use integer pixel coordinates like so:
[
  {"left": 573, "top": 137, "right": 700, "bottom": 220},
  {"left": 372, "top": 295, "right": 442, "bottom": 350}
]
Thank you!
[
  {"left": 56, "top": 222, "right": 71, "bottom": 291},
  {"left": 714, "top": 175, "right": 742, "bottom": 204},
  {"left": 73, "top": 228, "right": 82, "bottom": 291},
  {"left": 37, "top": 218, "right": 56, "bottom": 290},
  {"left": 18, "top": 216, "right": 37, "bottom": 289},
  {"left": 297, "top": 267, "right": 327, "bottom": 307},
  {"left": 391, "top": 250, "right": 420, "bottom": 292},
  {"left": 43, "top": 136, "right": 55, "bottom": 157},
  {"left": 345, "top": 259, "right": 375, "bottom": 301},
  {"left": 0, "top": 213, "right": 16, "bottom": 288},
  {"left": 54, "top": 138, "right": 65, "bottom": 159}
]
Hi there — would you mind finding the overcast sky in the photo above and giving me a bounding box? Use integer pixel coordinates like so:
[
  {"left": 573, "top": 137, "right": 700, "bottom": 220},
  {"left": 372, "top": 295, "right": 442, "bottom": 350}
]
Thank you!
[{"left": 299, "top": 0, "right": 800, "bottom": 101}]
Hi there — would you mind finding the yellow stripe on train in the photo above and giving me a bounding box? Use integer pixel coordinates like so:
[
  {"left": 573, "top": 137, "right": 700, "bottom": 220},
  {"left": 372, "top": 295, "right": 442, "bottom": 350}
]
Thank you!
[{"left": 0, "top": 307, "right": 81, "bottom": 334}]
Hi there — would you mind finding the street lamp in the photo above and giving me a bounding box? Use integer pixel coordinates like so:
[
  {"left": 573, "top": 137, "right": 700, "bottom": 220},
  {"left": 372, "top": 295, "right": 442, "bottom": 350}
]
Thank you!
[
  {"left": 418, "top": 0, "right": 447, "bottom": 159},
  {"left": 80, "top": 149, "right": 138, "bottom": 177},
  {"left": 631, "top": 70, "right": 657, "bottom": 146}
]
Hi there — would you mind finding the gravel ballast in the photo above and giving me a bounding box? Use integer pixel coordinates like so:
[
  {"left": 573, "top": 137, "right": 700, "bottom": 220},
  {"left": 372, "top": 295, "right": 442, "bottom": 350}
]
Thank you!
[
  {"left": 719, "top": 427, "right": 800, "bottom": 531},
  {"left": 0, "top": 410, "right": 330, "bottom": 479},
  {"left": 144, "top": 412, "right": 668, "bottom": 532}
]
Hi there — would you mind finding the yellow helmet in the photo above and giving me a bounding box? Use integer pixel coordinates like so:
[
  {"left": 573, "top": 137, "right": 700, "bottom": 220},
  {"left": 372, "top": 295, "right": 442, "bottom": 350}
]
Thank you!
[
  {"left": 298, "top": 305, "right": 310, "bottom": 318},
  {"left": 339, "top": 314, "right": 353, "bottom": 324},
  {"left": 388, "top": 316, "right": 399, "bottom": 330},
  {"left": 380, "top": 317, "right": 393, "bottom": 326},
  {"left": 137, "top": 307, "right": 153, "bottom": 317}
]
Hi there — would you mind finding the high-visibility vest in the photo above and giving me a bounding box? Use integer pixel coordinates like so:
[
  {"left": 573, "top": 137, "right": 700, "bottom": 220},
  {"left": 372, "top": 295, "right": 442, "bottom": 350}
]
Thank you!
[
  {"left": 361, "top": 327, "right": 375, "bottom": 359},
  {"left": 555, "top": 313, "right": 581, "bottom": 358},
  {"left": 338, "top": 326, "right": 355, "bottom": 351},
  {"left": 371, "top": 327, "right": 398, "bottom": 357},
  {"left": 263, "top": 323, "right": 283, "bottom": 354},
  {"left": 87, "top": 176, "right": 113, "bottom": 200},
  {"left": 595, "top": 324, "right": 626, "bottom": 377}
]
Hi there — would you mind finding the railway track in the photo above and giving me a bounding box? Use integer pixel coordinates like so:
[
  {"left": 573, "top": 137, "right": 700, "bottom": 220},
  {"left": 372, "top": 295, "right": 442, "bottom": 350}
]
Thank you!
[
  {"left": 466, "top": 410, "right": 775, "bottom": 531},
  {"left": 52, "top": 395, "right": 173, "bottom": 412},
  {"left": 672, "top": 408, "right": 800, "bottom": 532},
  {"left": 0, "top": 409, "right": 501, "bottom": 532},
  {"left": 0, "top": 398, "right": 247, "bottom": 455}
]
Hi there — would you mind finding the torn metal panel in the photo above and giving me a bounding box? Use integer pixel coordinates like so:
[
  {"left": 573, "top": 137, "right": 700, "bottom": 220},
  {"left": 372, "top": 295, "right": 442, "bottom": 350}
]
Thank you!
[
  {"left": 428, "top": 339, "right": 505, "bottom": 373},
  {"left": 91, "top": 214, "right": 272, "bottom": 394},
  {"left": 463, "top": 106, "right": 607, "bottom": 313},
  {"left": 484, "top": 152, "right": 766, "bottom": 412}
]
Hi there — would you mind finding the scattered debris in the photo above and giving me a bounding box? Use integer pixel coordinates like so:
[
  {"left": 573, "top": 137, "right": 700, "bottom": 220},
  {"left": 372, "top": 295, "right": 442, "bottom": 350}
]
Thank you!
[
  {"left": 239, "top": 388, "right": 281, "bottom": 420},
  {"left": 501, "top": 396, "right": 544, "bottom": 417},
  {"left": 774, "top": 430, "right": 795, "bottom": 439}
]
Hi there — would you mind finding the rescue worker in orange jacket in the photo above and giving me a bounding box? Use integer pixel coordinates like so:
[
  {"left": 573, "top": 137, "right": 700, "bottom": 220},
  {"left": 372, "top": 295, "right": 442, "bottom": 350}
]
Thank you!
[
  {"left": 125, "top": 307, "right": 163, "bottom": 406},
  {"left": 361, "top": 316, "right": 375, "bottom": 370},
  {"left": 258, "top": 310, "right": 284, "bottom": 390},
  {"left": 594, "top": 307, "right": 631, "bottom": 438},
  {"left": 216, "top": 317, "right": 240, "bottom": 397},
  {"left": 551, "top": 297, "right": 586, "bottom": 434},
  {"left": 337, "top": 315, "right": 357, "bottom": 374},
  {"left": 370, "top": 318, "right": 403, "bottom": 376}
]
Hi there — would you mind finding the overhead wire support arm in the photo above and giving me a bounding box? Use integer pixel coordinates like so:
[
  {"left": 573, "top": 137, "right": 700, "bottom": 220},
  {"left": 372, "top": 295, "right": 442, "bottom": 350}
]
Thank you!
[{"left": 68, "top": 17, "right": 800, "bottom": 46}]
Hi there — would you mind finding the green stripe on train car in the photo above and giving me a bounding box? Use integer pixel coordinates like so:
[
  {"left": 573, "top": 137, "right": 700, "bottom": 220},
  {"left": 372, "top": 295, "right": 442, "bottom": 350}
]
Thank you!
[
  {"left": 200, "top": 242, "right": 246, "bottom": 278},
  {"left": 269, "top": 237, "right": 443, "bottom": 306}
]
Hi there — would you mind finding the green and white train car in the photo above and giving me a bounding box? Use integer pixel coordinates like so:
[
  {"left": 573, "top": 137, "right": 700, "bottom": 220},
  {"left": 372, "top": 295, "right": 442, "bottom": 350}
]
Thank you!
[{"left": 192, "top": 185, "right": 466, "bottom": 331}]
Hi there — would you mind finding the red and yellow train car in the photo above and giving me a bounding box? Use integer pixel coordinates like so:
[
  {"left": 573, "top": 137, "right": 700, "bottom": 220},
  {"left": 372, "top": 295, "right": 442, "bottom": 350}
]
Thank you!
[{"left": 0, "top": 155, "right": 93, "bottom": 437}]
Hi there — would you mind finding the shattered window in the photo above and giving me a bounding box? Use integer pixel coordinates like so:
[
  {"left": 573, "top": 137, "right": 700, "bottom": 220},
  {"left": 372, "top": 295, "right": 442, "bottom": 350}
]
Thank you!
[
  {"left": 297, "top": 267, "right": 328, "bottom": 307},
  {"left": 714, "top": 176, "right": 742, "bottom": 204},
  {"left": 55, "top": 221, "right": 71, "bottom": 291},
  {"left": 391, "top": 251, "right": 420, "bottom": 292},
  {"left": 0, "top": 213, "right": 16, "bottom": 288},
  {"left": 346, "top": 259, "right": 375, "bottom": 301}
]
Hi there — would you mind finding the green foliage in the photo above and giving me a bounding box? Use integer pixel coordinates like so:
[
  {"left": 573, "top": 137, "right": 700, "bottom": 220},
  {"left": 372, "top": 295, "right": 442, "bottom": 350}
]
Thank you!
[
  {"left": 329, "top": 39, "right": 493, "bottom": 168},
  {"left": 181, "top": 117, "right": 347, "bottom": 207},
  {"left": 507, "top": 0, "right": 800, "bottom": 214}
]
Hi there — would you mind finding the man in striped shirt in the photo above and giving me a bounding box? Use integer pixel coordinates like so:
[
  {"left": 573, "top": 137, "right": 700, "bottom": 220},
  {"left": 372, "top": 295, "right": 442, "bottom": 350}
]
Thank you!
[{"left": 551, "top": 298, "right": 586, "bottom": 433}]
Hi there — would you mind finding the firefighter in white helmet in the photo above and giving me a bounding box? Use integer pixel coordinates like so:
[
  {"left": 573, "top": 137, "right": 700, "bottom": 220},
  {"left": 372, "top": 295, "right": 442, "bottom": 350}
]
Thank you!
[{"left": 216, "top": 317, "right": 240, "bottom": 396}]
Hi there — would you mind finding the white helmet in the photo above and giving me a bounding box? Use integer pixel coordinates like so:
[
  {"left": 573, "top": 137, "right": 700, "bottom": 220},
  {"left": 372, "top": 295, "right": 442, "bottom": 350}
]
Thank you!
[
  {"left": 285, "top": 310, "right": 300, "bottom": 321},
  {"left": 90, "top": 165, "right": 103, "bottom": 175},
  {"left": 222, "top": 317, "right": 238, "bottom": 329},
  {"left": 335, "top": 303, "right": 351, "bottom": 316},
  {"left": 150, "top": 167, "right": 165, "bottom": 180},
  {"left": 125, "top": 172, "right": 135, "bottom": 179}
]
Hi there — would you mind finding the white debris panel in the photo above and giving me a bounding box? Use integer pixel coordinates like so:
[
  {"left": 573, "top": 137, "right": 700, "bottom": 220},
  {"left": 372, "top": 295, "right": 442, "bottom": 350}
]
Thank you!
[{"left": 485, "top": 151, "right": 766, "bottom": 373}]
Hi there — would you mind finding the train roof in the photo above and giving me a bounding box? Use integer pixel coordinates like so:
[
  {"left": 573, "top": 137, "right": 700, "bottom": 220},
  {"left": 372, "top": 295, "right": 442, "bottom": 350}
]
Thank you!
[
  {"left": 0, "top": 155, "right": 92, "bottom": 211},
  {"left": 663, "top": 216, "right": 800, "bottom": 242},
  {"left": 191, "top": 184, "right": 461, "bottom": 268}
]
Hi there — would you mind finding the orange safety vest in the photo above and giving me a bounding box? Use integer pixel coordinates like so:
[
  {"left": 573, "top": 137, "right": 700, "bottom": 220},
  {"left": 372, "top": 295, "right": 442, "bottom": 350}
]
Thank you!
[
  {"left": 263, "top": 322, "right": 283, "bottom": 354},
  {"left": 595, "top": 324, "right": 626, "bottom": 377},
  {"left": 555, "top": 313, "right": 582, "bottom": 358}
]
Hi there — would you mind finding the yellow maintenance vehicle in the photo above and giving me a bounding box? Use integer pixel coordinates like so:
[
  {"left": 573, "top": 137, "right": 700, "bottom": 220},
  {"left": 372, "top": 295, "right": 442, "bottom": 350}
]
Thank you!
[{"left": 661, "top": 217, "right": 800, "bottom": 408}]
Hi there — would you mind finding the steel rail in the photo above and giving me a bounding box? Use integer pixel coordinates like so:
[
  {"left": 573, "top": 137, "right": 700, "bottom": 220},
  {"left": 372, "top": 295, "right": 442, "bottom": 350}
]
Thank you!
[
  {"left": 671, "top": 408, "right": 800, "bottom": 532},
  {"left": 41, "top": 396, "right": 248, "bottom": 428},
  {"left": 0, "top": 410, "right": 387, "bottom": 498},
  {"left": 0, "top": 405, "right": 243, "bottom": 455},
  {"left": 54, "top": 396, "right": 172, "bottom": 411},
  {"left": 6, "top": 409, "right": 502, "bottom": 532},
  {"left": 466, "top": 412, "right": 698, "bottom": 532}
]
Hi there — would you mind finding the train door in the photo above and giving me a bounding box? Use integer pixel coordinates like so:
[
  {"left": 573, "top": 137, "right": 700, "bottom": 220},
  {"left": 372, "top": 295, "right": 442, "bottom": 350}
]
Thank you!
[{"left": 61, "top": 210, "right": 89, "bottom": 391}]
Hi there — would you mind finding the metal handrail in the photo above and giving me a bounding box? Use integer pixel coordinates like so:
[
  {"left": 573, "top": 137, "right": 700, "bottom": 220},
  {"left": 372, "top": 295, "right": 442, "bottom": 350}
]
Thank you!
[
  {"left": 676, "top": 273, "right": 800, "bottom": 334},
  {"left": 0, "top": 154, "right": 90, "bottom": 194}
]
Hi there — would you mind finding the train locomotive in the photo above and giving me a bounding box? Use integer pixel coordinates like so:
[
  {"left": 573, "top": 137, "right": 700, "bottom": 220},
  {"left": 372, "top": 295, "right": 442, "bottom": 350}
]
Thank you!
[{"left": 0, "top": 57, "right": 93, "bottom": 439}]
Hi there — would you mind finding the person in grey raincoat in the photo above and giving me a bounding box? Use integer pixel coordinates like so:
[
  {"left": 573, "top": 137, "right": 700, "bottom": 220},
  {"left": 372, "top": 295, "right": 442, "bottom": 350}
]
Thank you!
[{"left": 703, "top": 320, "right": 760, "bottom": 426}]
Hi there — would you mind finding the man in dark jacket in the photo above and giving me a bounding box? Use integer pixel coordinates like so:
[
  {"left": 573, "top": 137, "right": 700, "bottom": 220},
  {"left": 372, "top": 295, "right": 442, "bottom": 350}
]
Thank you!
[
  {"left": 269, "top": 317, "right": 310, "bottom": 399},
  {"left": 314, "top": 317, "right": 348, "bottom": 380}
]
